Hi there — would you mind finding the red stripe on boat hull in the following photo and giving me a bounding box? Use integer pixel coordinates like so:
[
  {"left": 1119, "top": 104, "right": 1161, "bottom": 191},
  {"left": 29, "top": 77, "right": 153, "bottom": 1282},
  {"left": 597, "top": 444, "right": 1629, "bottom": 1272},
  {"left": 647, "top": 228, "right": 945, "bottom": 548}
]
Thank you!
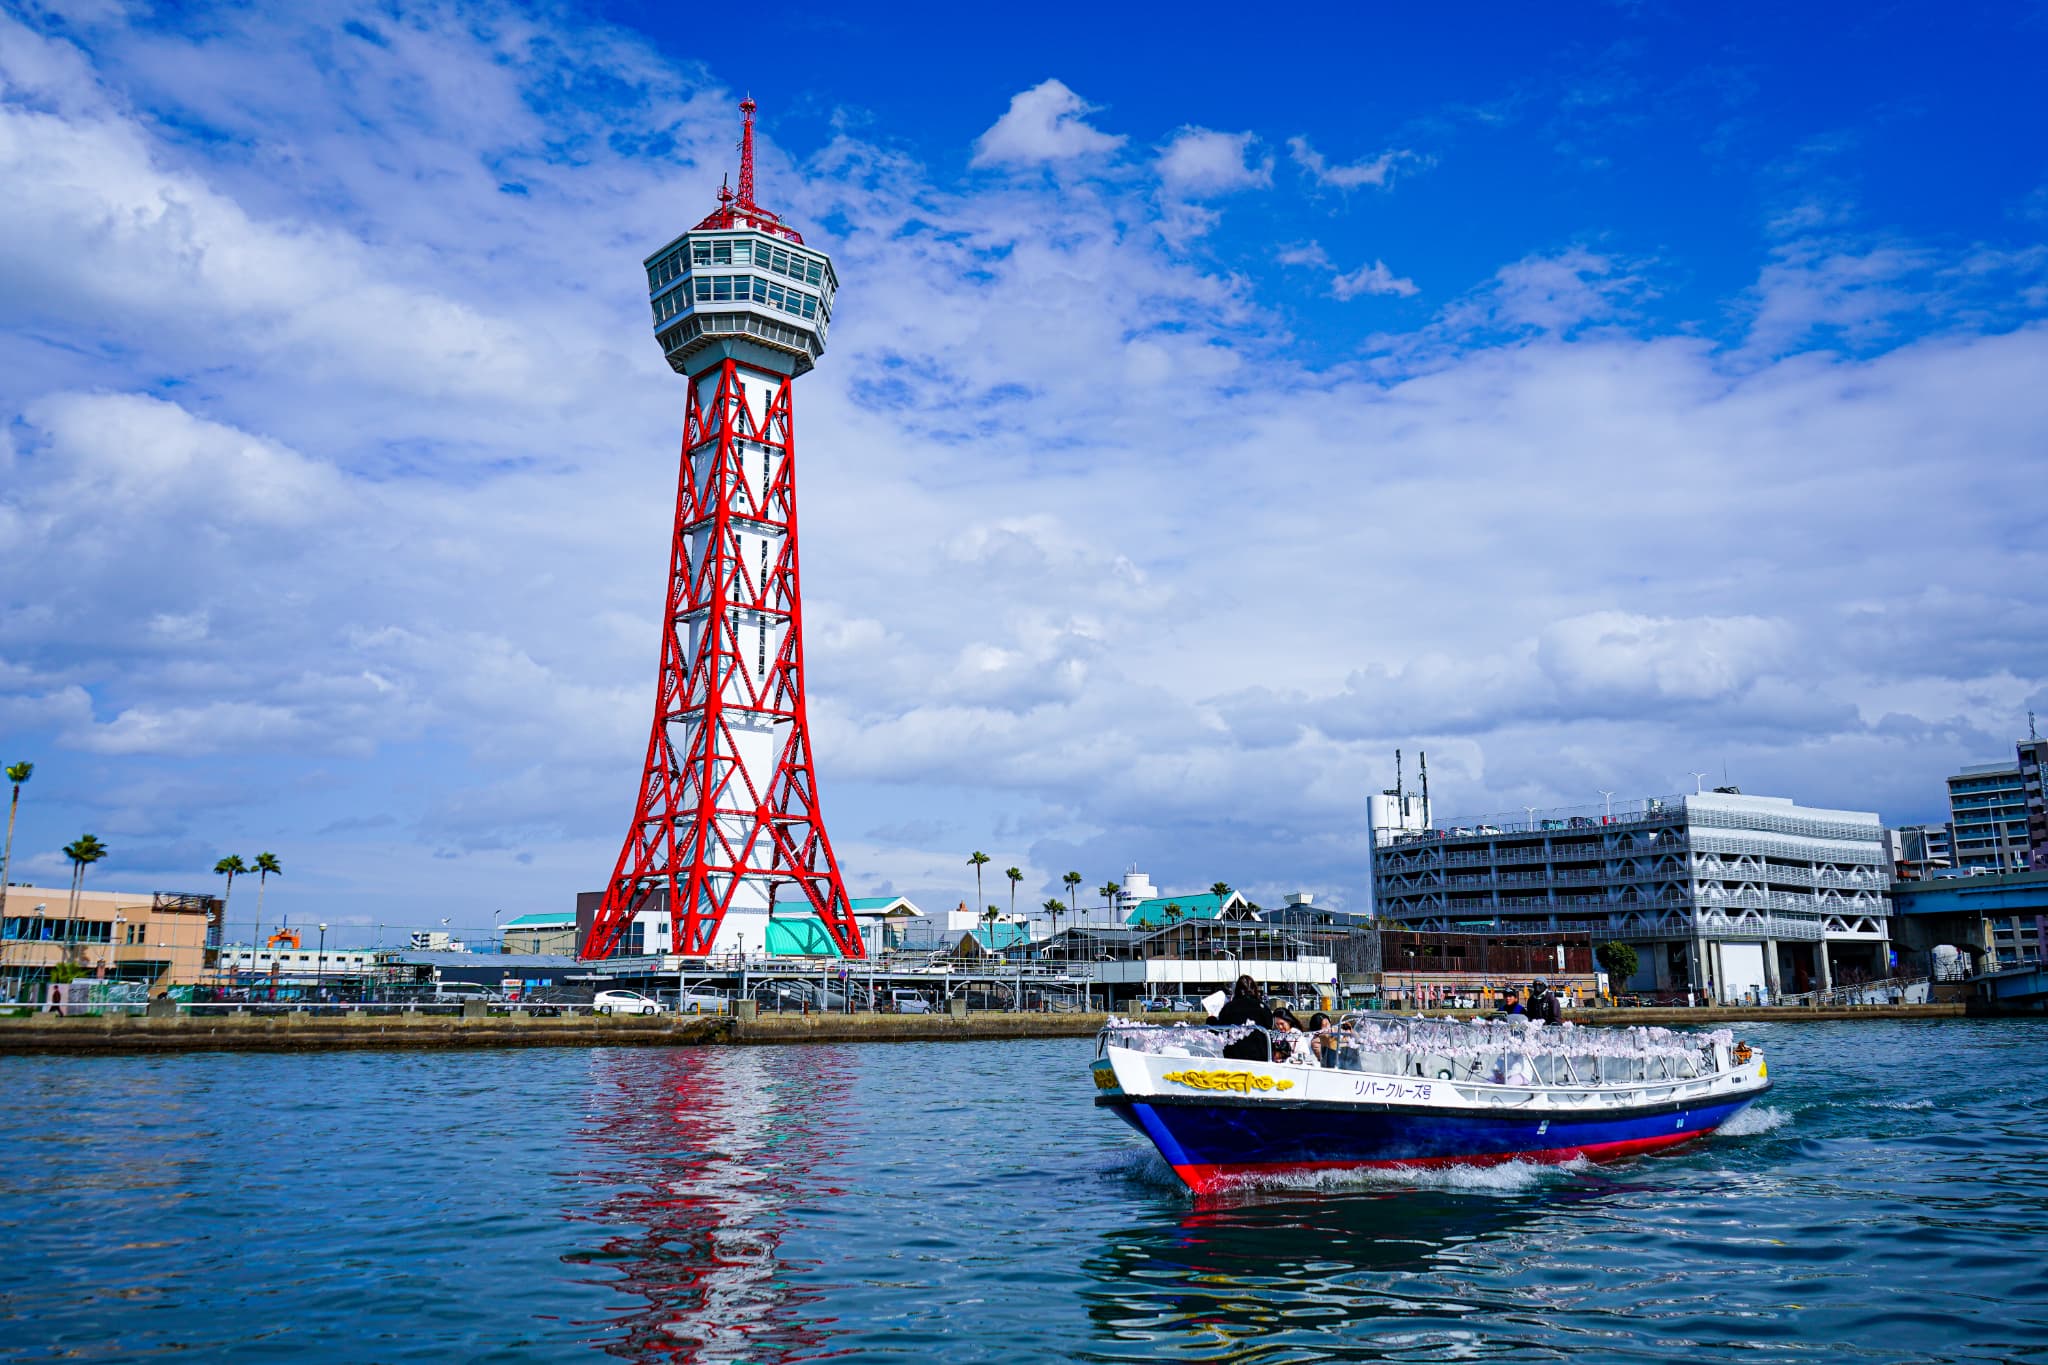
[{"left": 1170, "top": 1127, "right": 1712, "bottom": 1195}]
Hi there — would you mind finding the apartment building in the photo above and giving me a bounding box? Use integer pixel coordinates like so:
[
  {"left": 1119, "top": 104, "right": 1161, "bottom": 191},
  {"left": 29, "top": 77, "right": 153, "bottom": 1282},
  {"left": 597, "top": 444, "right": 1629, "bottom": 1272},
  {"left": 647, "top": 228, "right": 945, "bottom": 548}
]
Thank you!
[{"left": 1948, "top": 761, "right": 2030, "bottom": 871}]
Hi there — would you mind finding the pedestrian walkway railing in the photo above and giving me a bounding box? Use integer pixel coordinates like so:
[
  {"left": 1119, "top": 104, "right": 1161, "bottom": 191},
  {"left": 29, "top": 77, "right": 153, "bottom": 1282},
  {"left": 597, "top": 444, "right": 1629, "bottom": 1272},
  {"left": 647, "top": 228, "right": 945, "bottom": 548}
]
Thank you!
[{"left": 1777, "top": 975, "right": 1930, "bottom": 1008}]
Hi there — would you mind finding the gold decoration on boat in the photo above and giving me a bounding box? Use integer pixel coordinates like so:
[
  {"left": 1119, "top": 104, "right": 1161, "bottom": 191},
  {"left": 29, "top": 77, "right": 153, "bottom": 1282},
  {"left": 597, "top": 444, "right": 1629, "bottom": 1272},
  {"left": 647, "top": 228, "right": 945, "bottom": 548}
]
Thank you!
[{"left": 1161, "top": 1069, "right": 1295, "bottom": 1094}]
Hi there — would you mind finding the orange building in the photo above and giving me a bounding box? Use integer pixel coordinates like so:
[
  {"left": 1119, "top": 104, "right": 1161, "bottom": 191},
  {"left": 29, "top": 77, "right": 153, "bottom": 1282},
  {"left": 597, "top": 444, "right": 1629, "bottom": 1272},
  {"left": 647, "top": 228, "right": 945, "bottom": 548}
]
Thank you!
[{"left": 0, "top": 883, "right": 218, "bottom": 998}]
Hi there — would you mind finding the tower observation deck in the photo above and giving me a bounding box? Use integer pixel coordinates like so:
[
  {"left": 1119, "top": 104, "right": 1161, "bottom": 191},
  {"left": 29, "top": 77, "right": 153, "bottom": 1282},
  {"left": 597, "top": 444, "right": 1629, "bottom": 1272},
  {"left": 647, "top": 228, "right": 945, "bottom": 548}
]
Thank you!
[{"left": 585, "top": 98, "right": 864, "bottom": 961}]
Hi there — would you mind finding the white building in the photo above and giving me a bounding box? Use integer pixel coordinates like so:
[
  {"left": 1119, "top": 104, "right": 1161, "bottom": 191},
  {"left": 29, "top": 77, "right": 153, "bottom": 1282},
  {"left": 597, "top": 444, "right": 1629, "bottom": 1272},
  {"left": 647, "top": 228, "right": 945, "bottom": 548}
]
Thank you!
[
  {"left": 1372, "top": 790, "right": 1892, "bottom": 1002},
  {"left": 219, "top": 943, "right": 380, "bottom": 978}
]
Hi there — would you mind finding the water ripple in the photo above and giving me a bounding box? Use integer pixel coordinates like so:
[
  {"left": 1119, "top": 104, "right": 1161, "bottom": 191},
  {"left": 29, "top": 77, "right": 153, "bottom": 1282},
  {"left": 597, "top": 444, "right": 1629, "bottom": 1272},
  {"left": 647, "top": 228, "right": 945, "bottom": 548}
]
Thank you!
[{"left": 2, "top": 1022, "right": 2046, "bottom": 1362}]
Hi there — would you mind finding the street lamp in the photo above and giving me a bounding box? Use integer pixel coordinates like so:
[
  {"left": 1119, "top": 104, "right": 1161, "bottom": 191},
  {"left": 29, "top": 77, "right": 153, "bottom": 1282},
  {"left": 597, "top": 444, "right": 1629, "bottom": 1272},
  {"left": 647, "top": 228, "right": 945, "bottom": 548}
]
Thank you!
[
  {"left": 317, "top": 922, "right": 329, "bottom": 998},
  {"left": 1598, "top": 791, "right": 1614, "bottom": 823},
  {"left": 108, "top": 912, "right": 125, "bottom": 980}
]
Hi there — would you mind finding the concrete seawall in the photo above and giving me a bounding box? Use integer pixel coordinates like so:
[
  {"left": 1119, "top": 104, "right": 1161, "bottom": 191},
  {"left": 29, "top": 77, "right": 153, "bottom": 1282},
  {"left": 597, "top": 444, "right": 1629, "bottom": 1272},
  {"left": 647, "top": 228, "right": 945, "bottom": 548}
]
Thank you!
[
  {"left": 0, "top": 1002, "right": 1968, "bottom": 1055},
  {"left": 0, "top": 1011, "right": 733, "bottom": 1054}
]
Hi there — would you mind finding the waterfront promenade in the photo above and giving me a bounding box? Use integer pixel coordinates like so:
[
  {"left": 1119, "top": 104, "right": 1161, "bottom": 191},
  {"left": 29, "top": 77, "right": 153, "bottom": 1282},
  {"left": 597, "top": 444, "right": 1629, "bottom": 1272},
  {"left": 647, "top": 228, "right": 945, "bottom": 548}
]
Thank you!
[{"left": 0, "top": 1002, "right": 1964, "bottom": 1054}]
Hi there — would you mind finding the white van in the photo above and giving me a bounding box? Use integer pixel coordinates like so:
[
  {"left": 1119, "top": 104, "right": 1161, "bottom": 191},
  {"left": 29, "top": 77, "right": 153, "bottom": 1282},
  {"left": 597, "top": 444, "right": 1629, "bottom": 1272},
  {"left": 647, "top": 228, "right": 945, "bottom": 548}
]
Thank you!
[{"left": 889, "top": 990, "right": 933, "bottom": 1014}]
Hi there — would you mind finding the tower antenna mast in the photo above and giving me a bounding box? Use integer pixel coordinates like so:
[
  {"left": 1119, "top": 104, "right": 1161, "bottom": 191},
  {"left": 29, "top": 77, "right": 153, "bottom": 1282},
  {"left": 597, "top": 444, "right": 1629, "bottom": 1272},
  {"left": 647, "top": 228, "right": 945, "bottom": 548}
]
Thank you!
[{"left": 737, "top": 95, "right": 757, "bottom": 210}]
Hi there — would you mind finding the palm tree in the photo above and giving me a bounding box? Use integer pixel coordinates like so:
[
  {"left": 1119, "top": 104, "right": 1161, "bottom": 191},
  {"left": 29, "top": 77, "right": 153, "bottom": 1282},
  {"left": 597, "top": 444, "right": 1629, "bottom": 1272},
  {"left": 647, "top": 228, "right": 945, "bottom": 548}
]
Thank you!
[
  {"left": 968, "top": 851, "right": 990, "bottom": 915},
  {"left": 252, "top": 852, "right": 282, "bottom": 970},
  {"left": 1041, "top": 897, "right": 1065, "bottom": 964},
  {"left": 1210, "top": 881, "right": 1232, "bottom": 901},
  {"left": 1163, "top": 901, "right": 1184, "bottom": 929},
  {"left": 215, "top": 855, "right": 248, "bottom": 981},
  {"left": 1100, "top": 881, "right": 1119, "bottom": 931},
  {"left": 979, "top": 903, "right": 1000, "bottom": 956},
  {"left": 1062, "top": 870, "right": 1083, "bottom": 925},
  {"left": 0, "top": 761, "right": 31, "bottom": 941},
  {"left": 1005, "top": 866, "right": 1022, "bottom": 922},
  {"left": 62, "top": 834, "right": 109, "bottom": 963}
]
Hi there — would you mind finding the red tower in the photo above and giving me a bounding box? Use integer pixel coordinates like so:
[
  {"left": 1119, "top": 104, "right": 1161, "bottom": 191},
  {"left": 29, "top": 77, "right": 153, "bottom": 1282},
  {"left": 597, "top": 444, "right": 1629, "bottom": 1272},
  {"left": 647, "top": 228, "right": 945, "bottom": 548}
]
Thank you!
[{"left": 585, "top": 99, "right": 864, "bottom": 961}]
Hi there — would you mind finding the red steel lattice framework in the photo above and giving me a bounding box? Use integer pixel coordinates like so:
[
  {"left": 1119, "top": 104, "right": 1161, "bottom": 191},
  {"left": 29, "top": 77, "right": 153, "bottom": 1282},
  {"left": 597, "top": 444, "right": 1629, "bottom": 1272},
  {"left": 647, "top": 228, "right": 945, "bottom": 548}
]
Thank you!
[{"left": 585, "top": 102, "right": 864, "bottom": 961}]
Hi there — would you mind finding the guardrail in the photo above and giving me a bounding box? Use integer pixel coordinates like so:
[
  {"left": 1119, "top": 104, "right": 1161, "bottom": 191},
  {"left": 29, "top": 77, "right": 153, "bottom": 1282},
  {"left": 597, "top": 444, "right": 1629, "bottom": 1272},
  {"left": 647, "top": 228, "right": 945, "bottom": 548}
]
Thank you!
[{"left": 1778, "top": 975, "right": 1930, "bottom": 1008}]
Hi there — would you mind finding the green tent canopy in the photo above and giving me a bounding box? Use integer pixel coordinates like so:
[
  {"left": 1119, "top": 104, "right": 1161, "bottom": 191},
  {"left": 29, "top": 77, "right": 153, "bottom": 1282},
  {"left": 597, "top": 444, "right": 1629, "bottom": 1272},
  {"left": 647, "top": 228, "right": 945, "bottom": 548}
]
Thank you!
[{"left": 763, "top": 913, "right": 843, "bottom": 958}]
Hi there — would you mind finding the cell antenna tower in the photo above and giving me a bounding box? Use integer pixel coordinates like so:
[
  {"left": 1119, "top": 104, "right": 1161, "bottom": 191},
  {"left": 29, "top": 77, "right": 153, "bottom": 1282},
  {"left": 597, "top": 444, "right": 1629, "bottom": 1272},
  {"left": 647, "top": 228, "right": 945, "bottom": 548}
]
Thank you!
[{"left": 585, "top": 97, "right": 864, "bottom": 960}]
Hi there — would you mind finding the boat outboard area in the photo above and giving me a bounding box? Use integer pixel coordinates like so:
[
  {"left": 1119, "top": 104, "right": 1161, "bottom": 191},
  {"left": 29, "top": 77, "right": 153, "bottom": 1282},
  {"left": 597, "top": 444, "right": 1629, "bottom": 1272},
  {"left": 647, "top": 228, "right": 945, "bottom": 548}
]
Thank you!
[{"left": 1091, "top": 1013, "right": 1771, "bottom": 1194}]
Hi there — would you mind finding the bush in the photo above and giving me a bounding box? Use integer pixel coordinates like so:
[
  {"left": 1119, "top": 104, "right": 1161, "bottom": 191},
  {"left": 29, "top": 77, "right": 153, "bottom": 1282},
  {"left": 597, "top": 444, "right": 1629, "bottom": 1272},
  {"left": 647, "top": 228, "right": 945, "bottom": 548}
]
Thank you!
[{"left": 1595, "top": 941, "right": 1639, "bottom": 986}]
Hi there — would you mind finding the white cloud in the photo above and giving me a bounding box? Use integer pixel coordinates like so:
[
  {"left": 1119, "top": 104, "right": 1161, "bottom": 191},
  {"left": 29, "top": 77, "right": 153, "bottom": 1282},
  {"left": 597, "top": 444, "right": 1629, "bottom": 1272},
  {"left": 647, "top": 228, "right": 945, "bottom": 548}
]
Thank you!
[
  {"left": 1330, "top": 259, "right": 1419, "bottom": 299},
  {"left": 0, "top": 2, "right": 2043, "bottom": 928},
  {"left": 1431, "top": 247, "right": 1644, "bottom": 335},
  {"left": 1279, "top": 240, "right": 1415, "bottom": 300},
  {"left": 1155, "top": 127, "right": 1270, "bottom": 196},
  {"left": 1536, "top": 612, "right": 1794, "bottom": 704},
  {"left": 0, "top": 87, "right": 568, "bottom": 408},
  {"left": 970, "top": 78, "right": 1125, "bottom": 169},
  {"left": 67, "top": 700, "right": 324, "bottom": 757},
  {"left": 1288, "top": 135, "right": 1411, "bottom": 189}
]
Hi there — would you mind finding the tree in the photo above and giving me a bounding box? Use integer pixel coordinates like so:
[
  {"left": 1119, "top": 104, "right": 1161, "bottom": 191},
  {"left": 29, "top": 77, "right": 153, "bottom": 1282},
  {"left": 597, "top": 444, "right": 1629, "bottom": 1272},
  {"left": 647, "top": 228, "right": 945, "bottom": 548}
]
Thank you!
[
  {"left": 1596, "top": 941, "right": 1639, "bottom": 992},
  {"left": 1062, "top": 871, "right": 1083, "bottom": 925},
  {"left": 968, "top": 851, "right": 990, "bottom": 913},
  {"left": 252, "top": 852, "right": 282, "bottom": 971},
  {"left": 215, "top": 855, "right": 248, "bottom": 979},
  {"left": 62, "top": 833, "right": 109, "bottom": 962},
  {"left": 0, "top": 761, "right": 31, "bottom": 935},
  {"left": 979, "top": 903, "right": 1000, "bottom": 955},
  {"left": 1100, "top": 881, "right": 1119, "bottom": 931},
  {"left": 1042, "top": 897, "right": 1065, "bottom": 948},
  {"left": 1162, "top": 901, "right": 1184, "bottom": 928},
  {"left": 1005, "top": 866, "right": 1022, "bottom": 921}
]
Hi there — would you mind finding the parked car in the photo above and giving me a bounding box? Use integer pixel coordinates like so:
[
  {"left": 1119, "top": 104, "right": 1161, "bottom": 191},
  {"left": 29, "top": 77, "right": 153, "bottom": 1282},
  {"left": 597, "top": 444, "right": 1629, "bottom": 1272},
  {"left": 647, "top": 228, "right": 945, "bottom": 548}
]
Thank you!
[
  {"left": 656, "top": 989, "right": 730, "bottom": 1014},
  {"left": 593, "top": 989, "right": 662, "bottom": 1016},
  {"left": 431, "top": 981, "right": 505, "bottom": 1004},
  {"left": 888, "top": 990, "right": 933, "bottom": 1014}
]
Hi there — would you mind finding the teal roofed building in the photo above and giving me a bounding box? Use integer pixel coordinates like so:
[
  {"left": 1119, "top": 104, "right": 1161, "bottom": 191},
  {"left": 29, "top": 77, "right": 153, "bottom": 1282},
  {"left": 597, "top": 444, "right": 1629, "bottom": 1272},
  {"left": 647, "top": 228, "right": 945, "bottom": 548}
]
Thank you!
[
  {"left": 965, "top": 921, "right": 1037, "bottom": 956},
  {"left": 849, "top": 895, "right": 923, "bottom": 950},
  {"left": 502, "top": 911, "right": 577, "bottom": 955},
  {"left": 1124, "top": 891, "right": 1255, "bottom": 929}
]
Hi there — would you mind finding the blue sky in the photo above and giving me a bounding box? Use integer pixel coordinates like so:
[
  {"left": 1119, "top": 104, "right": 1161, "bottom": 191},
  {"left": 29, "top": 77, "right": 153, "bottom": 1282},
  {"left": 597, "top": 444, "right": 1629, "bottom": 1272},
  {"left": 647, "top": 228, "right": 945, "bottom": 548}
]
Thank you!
[{"left": 2, "top": 0, "right": 2045, "bottom": 943}]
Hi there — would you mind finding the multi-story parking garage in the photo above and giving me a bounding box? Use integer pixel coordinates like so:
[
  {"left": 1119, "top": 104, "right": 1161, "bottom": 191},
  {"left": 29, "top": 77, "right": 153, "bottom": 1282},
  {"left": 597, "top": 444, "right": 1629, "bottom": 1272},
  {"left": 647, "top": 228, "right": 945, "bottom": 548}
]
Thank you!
[{"left": 1370, "top": 790, "right": 1893, "bottom": 1001}]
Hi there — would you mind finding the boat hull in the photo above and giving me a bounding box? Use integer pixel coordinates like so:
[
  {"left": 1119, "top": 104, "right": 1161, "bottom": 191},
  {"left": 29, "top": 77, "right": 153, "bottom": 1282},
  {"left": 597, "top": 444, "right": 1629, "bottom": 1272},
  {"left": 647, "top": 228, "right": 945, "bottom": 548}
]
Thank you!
[
  {"left": 1098, "top": 1065, "right": 1767, "bottom": 1194},
  {"left": 1089, "top": 1039, "right": 1777, "bottom": 1186}
]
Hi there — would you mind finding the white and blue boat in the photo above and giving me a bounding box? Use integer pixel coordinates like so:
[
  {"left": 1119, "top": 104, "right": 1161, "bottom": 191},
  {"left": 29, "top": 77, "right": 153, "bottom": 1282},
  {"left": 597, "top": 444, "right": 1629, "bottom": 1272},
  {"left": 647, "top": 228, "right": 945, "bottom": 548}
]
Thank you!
[{"left": 1093, "top": 1014, "right": 1769, "bottom": 1194}]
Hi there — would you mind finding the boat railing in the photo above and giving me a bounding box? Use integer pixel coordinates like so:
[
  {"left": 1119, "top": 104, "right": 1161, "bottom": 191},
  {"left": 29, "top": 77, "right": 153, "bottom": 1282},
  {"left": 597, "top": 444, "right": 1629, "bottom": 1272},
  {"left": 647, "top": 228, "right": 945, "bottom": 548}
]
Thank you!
[{"left": 1099, "top": 1015, "right": 1737, "bottom": 1086}]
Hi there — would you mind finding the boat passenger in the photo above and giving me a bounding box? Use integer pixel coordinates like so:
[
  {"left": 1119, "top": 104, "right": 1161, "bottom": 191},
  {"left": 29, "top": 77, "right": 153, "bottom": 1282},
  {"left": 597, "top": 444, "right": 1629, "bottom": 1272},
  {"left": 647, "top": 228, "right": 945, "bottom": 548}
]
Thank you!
[
  {"left": 1212, "top": 974, "right": 1273, "bottom": 1062},
  {"left": 1502, "top": 990, "right": 1526, "bottom": 1017},
  {"left": 1307, "top": 1011, "right": 1339, "bottom": 1067},
  {"left": 1270, "top": 1013, "right": 1317, "bottom": 1066}
]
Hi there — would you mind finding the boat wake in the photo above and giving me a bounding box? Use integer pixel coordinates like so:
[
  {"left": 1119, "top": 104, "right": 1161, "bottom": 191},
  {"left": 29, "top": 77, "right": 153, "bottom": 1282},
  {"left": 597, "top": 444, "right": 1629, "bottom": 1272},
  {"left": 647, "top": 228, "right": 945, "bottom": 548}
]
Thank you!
[
  {"left": 1718, "top": 1105, "right": 1789, "bottom": 1136},
  {"left": 1102, "top": 1145, "right": 1595, "bottom": 1197},
  {"left": 1258, "top": 1158, "right": 1594, "bottom": 1196},
  {"left": 1100, "top": 1147, "right": 1190, "bottom": 1192}
]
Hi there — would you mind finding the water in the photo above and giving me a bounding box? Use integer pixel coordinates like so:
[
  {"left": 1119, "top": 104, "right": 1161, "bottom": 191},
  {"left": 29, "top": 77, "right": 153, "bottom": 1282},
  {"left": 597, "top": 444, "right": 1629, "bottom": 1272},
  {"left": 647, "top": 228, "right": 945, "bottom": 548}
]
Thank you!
[{"left": 2, "top": 1019, "right": 2045, "bottom": 1363}]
